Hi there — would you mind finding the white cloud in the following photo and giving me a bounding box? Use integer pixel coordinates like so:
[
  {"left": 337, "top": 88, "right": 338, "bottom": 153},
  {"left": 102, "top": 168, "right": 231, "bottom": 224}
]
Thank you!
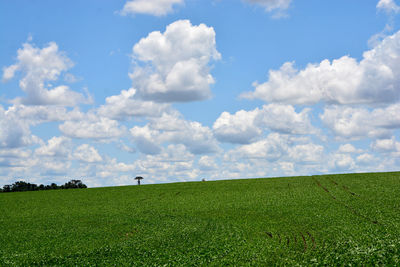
[
  {"left": 255, "top": 104, "right": 316, "bottom": 135},
  {"left": 331, "top": 153, "right": 356, "bottom": 171},
  {"left": 338, "top": 144, "right": 363, "bottom": 154},
  {"left": 6, "top": 104, "right": 84, "bottom": 125},
  {"left": 288, "top": 143, "right": 324, "bottom": 164},
  {"left": 74, "top": 144, "right": 103, "bottom": 163},
  {"left": 133, "top": 144, "right": 197, "bottom": 180},
  {"left": 59, "top": 113, "right": 126, "bottom": 140},
  {"left": 131, "top": 20, "right": 221, "bottom": 102},
  {"left": 243, "top": 30, "right": 400, "bottom": 105},
  {"left": 35, "top": 136, "right": 71, "bottom": 157},
  {"left": 120, "top": 0, "right": 184, "bottom": 16},
  {"left": 198, "top": 155, "right": 218, "bottom": 171},
  {"left": 39, "top": 160, "right": 72, "bottom": 176},
  {"left": 213, "top": 104, "right": 316, "bottom": 144},
  {"left": 95, "top": 144, "right": 198, "bottom": 184},
  {"left": 356, "top": 153, "right": 375, "bottom": 165},
  {"left": 227, "top": 133, "right": 290, "bottom": 161},
  {"left": 377, "top": 0, "right": 400, "bottom": 13},
  {"left": 371, "top": 137, "right": 400, "bottom": 152},
  {"left": 98, "top": 88, "right": 170, "bottom": 120},
  {"left": 321, "top": 104, "right": 400, "bottom": 140},
  {"left": 130, "top": 125, "right": 162, "bottom": 155},
  {"left": 2, "top": 42, "right": 88, "bottom": 106},
  {"left": 245, "top": 0, "right": 291, "bottom": 17},
  {"left": 213, "top": 109, "right": 261, "bottom": 144},
  {"left": 130, "top": 110, "right": 220, "bottom": 155},
  {"left": 0, "top": 105, "right": 35, "bottom": 148},
  {"left": 0, "top": 148, "right": 31, "bottom": 159}
]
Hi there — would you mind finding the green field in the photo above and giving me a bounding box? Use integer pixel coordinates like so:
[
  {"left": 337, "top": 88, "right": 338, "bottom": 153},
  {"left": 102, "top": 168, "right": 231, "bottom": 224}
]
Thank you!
[{"left": 1, "top": 172, "right": 400, "bottom": 265}]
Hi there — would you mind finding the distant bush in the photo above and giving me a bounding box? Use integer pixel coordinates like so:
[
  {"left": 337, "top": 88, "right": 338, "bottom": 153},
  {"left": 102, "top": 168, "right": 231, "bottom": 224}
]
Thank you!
[{"left": 0, "top": 179, "right": 87, "bottom": 193}]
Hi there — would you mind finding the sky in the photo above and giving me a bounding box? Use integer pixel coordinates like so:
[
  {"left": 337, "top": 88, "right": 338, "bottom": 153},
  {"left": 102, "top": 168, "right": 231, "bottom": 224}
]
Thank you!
[{"left": 1, "top": 0, "right": 400, "bottom": 187}]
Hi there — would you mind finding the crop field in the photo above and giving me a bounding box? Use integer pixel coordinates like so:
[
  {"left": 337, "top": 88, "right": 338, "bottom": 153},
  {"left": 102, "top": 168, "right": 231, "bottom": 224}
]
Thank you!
[{"left": 1, "top": 172, "right": 400, "bottom": 265}]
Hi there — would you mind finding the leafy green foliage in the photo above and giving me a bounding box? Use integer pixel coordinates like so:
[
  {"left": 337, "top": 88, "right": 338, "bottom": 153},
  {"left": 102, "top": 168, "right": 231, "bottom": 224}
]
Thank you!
[
  {"left": 0, "top": 172, "right": 399, "bottom": 265},
  {"left": 1, "top": 179, "right": 87, "bottom": 193}
]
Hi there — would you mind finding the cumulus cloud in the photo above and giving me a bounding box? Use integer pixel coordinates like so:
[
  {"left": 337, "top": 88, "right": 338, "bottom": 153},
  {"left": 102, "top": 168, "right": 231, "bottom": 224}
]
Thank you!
[
  {"left": 133, "top": 144, "right": 197, "bottom": 180},
  {"left": 74, "top": 144, "right": 103, "bottom": 163},
  {"left": 331, "top": 153, "right": 356, "bottom": 171},
  {"left": 356, "top": 153, "right": 375, "bottom": 165},
  {"left": 338, "top": 144, "right": 363, "bottom": 154},
  {"left": 131, "top": 20, "right": 221, "bottom": 102},
  {"left": 243, "top": 30, "right": 400, "bottom": 105},
  {"left": 35, "top": 136, "right": 71, "bottom": 158},
  {"left": 255, "top": 104, "right": 316, "bottom": 135},
  {"left": 120, "top": 0, "right": 184, "bottom": 16},
  {"left": 371, "top": 136, "right": 400, "bottom": 152},
  {"left": 377, "top": 0, "right": 400, "bottom": 13},
  {"left": 198, "top": 155, "right": 218, "bottom": 171},
  {"left": 130, "top": 125, "right": 162, "bottom": 155},
  {"left": 6, "top": 104, "right": 84, "bottom": 125},
  {"left": 213, "top": 104, "right": 316, "bottom": 144},
  {"left": 288, "top": 143, "right": 324, "bottom": 164},
  {"left": 2, "top": 42, "right": 89, "bottom": 106},
  {"left": 59, "top": 113, "right": 126, "bottom": 140},
  {"left": 213, "top": 109, "right": 261, "bottom": 144},
  {"left": 222, "top": 133, "right": 325, "bottom": 177},
  {"left": 97, "top": 88, "right": 170, "bottom": 120},
  {"left": 227, "top": 133, "right": 290, "bottom": 161},
  {"left": 130, "top": 110, "right": 220, "bottom": 155},
  {"left": 320, "top": 104, "right": 400, "bottom": 139},
  {"left": 0, "top": 105, "right": 35, "bottom": 148}
]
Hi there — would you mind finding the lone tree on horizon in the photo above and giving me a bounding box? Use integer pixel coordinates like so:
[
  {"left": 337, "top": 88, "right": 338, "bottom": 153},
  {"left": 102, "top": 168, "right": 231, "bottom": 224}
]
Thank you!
[{"left": 135, "top": 176, "right": 143, "bottom": 185}]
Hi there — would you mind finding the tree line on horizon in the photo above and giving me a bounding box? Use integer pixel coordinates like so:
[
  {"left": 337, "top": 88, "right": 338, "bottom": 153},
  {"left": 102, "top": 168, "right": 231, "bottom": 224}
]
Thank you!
[{"left": 0, "top": 179, "right": 87, "bottom": 193}]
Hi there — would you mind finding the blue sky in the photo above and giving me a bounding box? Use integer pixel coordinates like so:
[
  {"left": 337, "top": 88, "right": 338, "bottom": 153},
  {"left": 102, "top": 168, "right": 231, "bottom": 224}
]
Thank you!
[{"left": 1, "top": 0, "right": 400, "bottom": 187}]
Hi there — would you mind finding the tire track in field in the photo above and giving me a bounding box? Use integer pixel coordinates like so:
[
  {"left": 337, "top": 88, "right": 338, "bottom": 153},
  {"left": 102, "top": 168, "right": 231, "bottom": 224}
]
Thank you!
[
  {"left": 306, "top": 231, "right": 316, "bottom": 250},
  {"left": 265, "top": 231, "right": 316, "bottom": 252},
  {"left": 313, "top": 178, "right": 378, "bottom": 225},
  {"left": 300, "top": 232, "right": 307, "bottom": 252},
  {"left": 326, "top": 177, "right": 358, "bottom": 196}
]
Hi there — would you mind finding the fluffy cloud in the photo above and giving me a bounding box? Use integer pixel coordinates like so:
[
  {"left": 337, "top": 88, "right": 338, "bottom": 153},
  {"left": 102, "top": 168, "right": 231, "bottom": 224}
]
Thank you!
[
  {"left": 131, "top": 20, "right": 221, "bottom": 102},
  {"left": 98, "top": 88, "right": 170, "bottom": 120},
  {"left": 213, "top": 109, "right": 261, "bottom": 144},
  {"left": 213, "top": 104, "right": 315, "bottom": 144},
  {"left": 35, "top": 136, "right": 71, "bottom": 157},
  {"left": 288, "top": 143, "right": 324, "bottom": 163},
  {"left": 97, "top": 144, "right": 197, "bottom": 184},
  {"left": 130, "top": 110, "right": 220, "bottom": 155},
  {"left": 320, "top": 104, "right": 400, "bottom": 139},
  {"left": 2, "top": 42, "right": 88, "bottom": 106},
  {"left": 0, "top": 106, "right": 34, "bottom": 148},
  {"left": 120, "top": 0, "right": 184, "bottom": 16},
  {"left": 338, "top": 144, "right": 363, "bottom": 154},
  {"left": 371, "top": 137, "right": 400, "bottom": 152},
  {"left": 331, "top": 153, "right": 356, "bottom": 171},
  {"left": 220, "top": 133, "right": 325, "bottom": 178},
  {"left": 377, "top": 0, "right": 400, "bottom": 13},
  {"left": 243, "top": 30, "right": 400, "bottom": 105},
  {"left": 6, "top": 104, "right": 83, "bottom": 125},
  {"left": 59, "top": 113, "right": 126, "bottom": 140},
  {"left": 130, "top": 125, "right": 162, "bottom": 155},
  {"left": 255, "top": 104, "right": 316, "bottom": 134},
  {"left": 226, "top": 133, "right": 290, "bottom": 161},
  {"left": 356, "top": 153, "right": 375, "bottom": 165},
  {"left": 133, "top": 144, "right": 197, "bottom": 180},
  {"left": 198, "top": 155, "right": 218, "bottom": 171},
  {"left": 74, "top": 144, "right": 103, "bottom": 163}
]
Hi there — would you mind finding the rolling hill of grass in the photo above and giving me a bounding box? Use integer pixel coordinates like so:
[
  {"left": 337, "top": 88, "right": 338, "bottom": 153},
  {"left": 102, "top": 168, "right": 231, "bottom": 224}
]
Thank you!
[{"left": 1, "top": 172, "right": 400, "bottom": 265}]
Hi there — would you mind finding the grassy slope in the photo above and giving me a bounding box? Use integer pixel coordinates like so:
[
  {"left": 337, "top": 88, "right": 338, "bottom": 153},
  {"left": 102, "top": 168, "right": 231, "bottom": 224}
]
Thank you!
[{"left": 1, "top": 172, "right": 400, "bottom": 265}]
